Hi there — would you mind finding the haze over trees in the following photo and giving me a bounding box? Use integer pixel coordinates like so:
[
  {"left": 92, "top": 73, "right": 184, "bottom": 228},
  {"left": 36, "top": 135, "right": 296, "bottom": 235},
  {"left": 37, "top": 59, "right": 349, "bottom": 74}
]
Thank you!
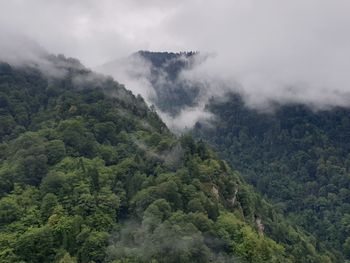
[
  {"left": 1, "top": 0, "right": 350, "bottom": 262},
  {"left": 0, "top": 54, "right": 337, "bottom": 262},
  {"left": 118, "top": 52, "right": 350, "bottom": 262},
  {"left": 97, "top": 51, "right": 201, "bottom": 117},
  {"left": 194, "top": 93, "right": 350, "bottom": 260}
]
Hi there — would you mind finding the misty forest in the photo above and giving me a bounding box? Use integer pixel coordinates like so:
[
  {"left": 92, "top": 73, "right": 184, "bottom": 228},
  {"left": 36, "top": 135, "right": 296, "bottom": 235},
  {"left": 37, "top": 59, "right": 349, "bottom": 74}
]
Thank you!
[{"left": 1, "top": 1, "right": 350, "bottom": 263}]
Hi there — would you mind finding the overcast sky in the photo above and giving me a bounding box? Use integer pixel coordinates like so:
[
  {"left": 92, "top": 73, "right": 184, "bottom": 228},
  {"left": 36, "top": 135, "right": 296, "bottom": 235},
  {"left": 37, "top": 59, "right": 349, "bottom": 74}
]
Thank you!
[
  {"left": 1, "top": 0, "right": 348, "bottom": 65},
  {"left": 1, "top": 0, "right": 350, "bottom": 109}
]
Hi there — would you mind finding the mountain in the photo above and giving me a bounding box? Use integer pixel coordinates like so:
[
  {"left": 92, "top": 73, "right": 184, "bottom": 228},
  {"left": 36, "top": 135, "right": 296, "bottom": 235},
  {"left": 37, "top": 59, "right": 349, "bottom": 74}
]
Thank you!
[
  {"left": 105, "top": 51, "right": 350, "bottom": 261},
  {"left": 194, "top": 93, "right": 350, "bottom": 260},
  {"left": 0, "top": 54, "right": 334, "bottom": 262},
  {"left": 96, "top": 51, "right": 201, "bottom": 116}
]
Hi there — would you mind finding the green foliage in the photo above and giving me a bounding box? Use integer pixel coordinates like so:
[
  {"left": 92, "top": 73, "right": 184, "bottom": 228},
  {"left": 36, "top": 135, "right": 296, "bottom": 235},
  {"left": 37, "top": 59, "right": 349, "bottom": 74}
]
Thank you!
[
  {"left": 136, "top": 51, "right": 200, "bottom": 115},
  {"left": 15, "top": 226, "right": 56, "bottom": 263},
  {"left": 0, "top": 197, "right": 20, "bottom": 225},
  {"left": 0, "top": 58, "right": 329, "bottom": 262},
  {"left": 46, "top": 139, "right": 66, "bottom": 165},
  {"left": 195, "top": 93, "right": 350, "bottom": 261}
]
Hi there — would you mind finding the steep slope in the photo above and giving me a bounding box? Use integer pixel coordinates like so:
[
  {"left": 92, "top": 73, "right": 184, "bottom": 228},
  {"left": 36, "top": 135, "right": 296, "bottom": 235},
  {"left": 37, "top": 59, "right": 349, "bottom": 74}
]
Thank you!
[
  {"left": 0, "top": 55, "right": 333, "bottom": 263},
  {"left": 135, "top": 51, "right": 200, "bottom": 115},
  {"left": 97, "top": 51, "right": 200, "bottom": 116},
  {"left": 105, "top": 51, "right": 350, "bottom": 261},
  {"left": 194, "top": 93, "right": 350, "bottom": 261}
]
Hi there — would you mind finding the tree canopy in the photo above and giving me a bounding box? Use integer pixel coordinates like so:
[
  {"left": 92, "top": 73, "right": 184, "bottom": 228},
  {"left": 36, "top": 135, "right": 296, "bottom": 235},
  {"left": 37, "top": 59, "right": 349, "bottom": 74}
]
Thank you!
[{"left": 0, "top": 56, "right": 336, "bottom": 262}]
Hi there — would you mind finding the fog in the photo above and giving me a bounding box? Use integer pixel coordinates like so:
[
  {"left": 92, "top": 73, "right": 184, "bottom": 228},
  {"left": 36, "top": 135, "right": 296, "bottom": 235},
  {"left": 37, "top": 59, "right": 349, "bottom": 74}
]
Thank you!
[{"left": 1, "top": 0, "right": 350, "bottom": 127}]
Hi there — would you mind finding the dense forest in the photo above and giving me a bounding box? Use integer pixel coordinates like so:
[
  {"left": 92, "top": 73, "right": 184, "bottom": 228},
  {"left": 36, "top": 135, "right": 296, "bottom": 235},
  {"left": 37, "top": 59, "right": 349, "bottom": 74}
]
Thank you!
[
  {"left": 125, "top": 51, "right": 350, "bottom": 261},
  {"left": 0, "top": 54, "right": 338, "bottom": 262},
  {"left": 135, "top": 51, "right": 200, "bottom": 116},
  {"left": 194, "top": 93, "right": 350, "bottom": 261},
  {"left": 98, "top": 51, "right": 200, "bottom": 116}
]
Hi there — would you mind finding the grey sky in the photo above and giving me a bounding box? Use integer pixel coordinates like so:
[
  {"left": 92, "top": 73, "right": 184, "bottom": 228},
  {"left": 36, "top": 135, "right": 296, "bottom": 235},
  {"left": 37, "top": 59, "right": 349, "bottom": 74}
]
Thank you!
[
  {"left": 1, "top": 0, "right": 350, "bottom": 110},
  {"left": 1, "top": 1, "right": 348, "bottom": 65}
]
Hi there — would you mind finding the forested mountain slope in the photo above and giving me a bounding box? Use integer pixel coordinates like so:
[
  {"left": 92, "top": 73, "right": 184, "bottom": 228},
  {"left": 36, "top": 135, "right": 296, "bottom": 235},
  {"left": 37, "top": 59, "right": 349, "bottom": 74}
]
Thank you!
[
  {"left": 0, "top": 55, "right": 335, "bottom": 262},
  {"left": 114, "top": 51, "right": 350, "bottom": 261},
  {"left": 194, "top": 93, "right": 350, "bottom": 260},
  {"left": 136, "top": 51, "right": 200, "bottom": 115},
  {"left": 98, "top": 51, "right": 200, "bottom": 116}
]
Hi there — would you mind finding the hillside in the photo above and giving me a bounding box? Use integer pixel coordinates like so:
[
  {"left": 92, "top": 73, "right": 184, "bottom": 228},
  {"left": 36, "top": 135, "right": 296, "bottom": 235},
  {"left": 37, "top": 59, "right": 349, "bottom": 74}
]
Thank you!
[
  {"left": 97, "top": 51, "right": 201, "bottom": 116},
  {"left": 103, "top": 51, "right": 350, "bottom": 261},
  {"left": 0, "top": 55, "right": 335, "bottom": 262},
  {"left": 194, "top": 93, "right": 350, "bottom": 261}
]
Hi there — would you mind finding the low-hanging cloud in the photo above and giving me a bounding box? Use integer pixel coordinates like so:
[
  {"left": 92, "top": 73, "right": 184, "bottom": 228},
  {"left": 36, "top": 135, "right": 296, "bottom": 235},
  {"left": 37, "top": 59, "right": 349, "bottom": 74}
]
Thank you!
[
  {"left": 95, "top": 53, "right": 157, "bottom": 105},
  {"left": 166, "top": 0, "right": 350, "bottom": 109},
  {"left": 1, "top": 0, "right": 350, "bottom": 122},
  {"left": 95, "top": 52, "right": 216, "bottom": 132},
  {"left": 158, "top": 105, "right": 214, "bottom": 134}
]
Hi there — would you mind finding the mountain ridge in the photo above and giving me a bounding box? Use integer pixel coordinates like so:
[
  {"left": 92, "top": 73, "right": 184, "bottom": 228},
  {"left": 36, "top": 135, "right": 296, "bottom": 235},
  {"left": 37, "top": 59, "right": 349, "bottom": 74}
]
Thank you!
[{"left": 0, "top": 54, "right": 335, "bottom": 262}]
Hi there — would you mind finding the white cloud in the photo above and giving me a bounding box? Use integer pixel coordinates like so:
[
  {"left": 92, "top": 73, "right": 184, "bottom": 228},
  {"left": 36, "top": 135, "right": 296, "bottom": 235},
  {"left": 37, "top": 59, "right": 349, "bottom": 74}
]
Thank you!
[
  {"left": 158, "top": 105, "right": 214, "bottom": 134},
  {"left": 1, "top": 0, "right": 350, "bottom": 111}
]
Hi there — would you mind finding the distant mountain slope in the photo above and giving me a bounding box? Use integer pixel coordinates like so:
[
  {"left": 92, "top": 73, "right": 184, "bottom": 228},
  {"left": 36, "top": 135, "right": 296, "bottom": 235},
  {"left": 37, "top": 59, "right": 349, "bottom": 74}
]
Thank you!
[
  {"left": 99, "top": 51, "right": 350, "bottom": 261},
  {"left": 194, "top": 93, "right": 350, "bottom": 260},
  {"left": 97, "top": 51, "right": 201, "bottom": 116},
  {"left": 0, "top": 55, "right": 334, "bottom": 262}
]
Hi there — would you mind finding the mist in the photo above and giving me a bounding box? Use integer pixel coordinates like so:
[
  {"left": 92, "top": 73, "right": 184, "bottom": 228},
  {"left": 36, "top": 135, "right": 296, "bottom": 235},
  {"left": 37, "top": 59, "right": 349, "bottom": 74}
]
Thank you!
[
  {"left": 1, "top": 0, "right": 350, "bottom": 129},
  {"left": 95, "top": 53, "right": 157, "bottom": 105}
]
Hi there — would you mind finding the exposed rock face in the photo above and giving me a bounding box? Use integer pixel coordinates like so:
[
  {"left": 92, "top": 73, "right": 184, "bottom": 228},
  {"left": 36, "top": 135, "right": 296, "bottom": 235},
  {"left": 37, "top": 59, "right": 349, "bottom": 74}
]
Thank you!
[
  {"left": 211, "top": 185, "right": 219, "bottom": 199},
  {"left": 229, "top": 188, "right": 239, "bottom": 206},
  {"left": 256, "top": 217, "right": 265, "bottom": 236}
]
